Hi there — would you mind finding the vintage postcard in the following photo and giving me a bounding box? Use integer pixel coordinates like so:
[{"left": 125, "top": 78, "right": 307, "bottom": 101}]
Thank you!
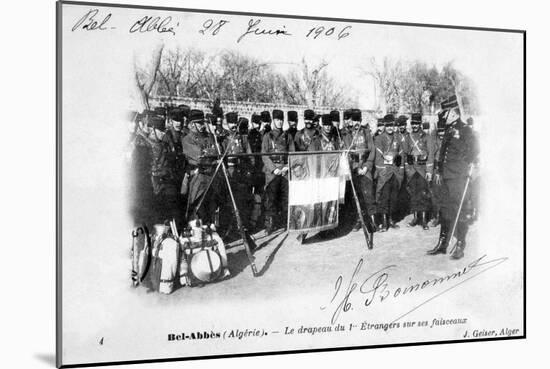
[{"left": 57, "top": 1, "right": 525, "bottom": 367}]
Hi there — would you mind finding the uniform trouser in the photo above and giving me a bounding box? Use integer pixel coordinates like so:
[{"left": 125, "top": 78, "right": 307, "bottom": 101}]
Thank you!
[
  {"left": 151, "top": 176, "right": 180, "bottom": 224},
  {"left": 440, "top": 176, "right": 471, "bottom": 242},
  {"left": 226, "top": 166, "right": 252, "bottom": 228},
  {"left": 430, "top": 181, "right": 444, "bottom": 216},
  {"left": 353, "top": 174, "right": 376, "bottom": 216},
  {"left": 187, "top": 172, "right": 223, "bottom": 225},
  {"left": 407, "top": 172, "right": 431, "bottom": 212},
  {"left": 376, "top": 174, "right": 401, "bottom": 214},
  {"left": 264, "top": 175, "right": 288, "bottom": 222}
]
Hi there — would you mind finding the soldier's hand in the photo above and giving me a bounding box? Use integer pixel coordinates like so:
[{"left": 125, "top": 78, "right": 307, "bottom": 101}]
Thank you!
[
  {"left": 282, "top": 166, "right": 289, "bottom": 173},
  {"left": 425, "top": 172, "right": 432, "bottom": 182},
  {"left": 434, "top": 173, "right": 441, "bottom": 185}
]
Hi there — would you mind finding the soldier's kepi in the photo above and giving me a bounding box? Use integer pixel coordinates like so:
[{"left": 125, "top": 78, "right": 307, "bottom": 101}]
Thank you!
[{"left": 427, "top": 95, "right": 479, "bottom": 260}]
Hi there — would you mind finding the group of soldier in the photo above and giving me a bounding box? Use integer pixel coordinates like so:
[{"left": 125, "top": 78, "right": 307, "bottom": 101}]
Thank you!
[{"left": 126, "top": 94, "right": 478, "bottom": 260}]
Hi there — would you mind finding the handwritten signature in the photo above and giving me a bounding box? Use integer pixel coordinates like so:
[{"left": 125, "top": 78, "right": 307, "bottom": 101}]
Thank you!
[
  {"left": 322, "top": 254, "right": 508, "bottom": 325},
  {"left": 129, "top": 16, "right": 178, "bottom": 36},
  {"left": 237, "top": 18, "right": 292, "bottom": 43},
  {"left": 72, "top": 9, "right": 114, "bottom": 32}
]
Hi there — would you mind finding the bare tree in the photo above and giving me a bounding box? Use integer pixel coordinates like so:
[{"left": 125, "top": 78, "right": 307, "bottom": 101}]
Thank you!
[{"left": 134, "top": 44, "right": 164, "bottom": 110}]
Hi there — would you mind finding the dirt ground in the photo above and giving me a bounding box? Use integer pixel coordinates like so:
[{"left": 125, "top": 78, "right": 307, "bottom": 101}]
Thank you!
[{"left": 142, "top": 213, "right": 479, "bottom": 303}]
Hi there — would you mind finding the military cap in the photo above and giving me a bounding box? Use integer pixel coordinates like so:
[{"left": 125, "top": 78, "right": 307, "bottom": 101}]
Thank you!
[
  {"left": 251, "top": 113, "right": 261, "bottom": 125},
  {"left": 422, "top": 122, "right": 430, "bottom": 130},
  {"left": 330, "top": 110, "right": 340, "bottom": 122},
  {"left": 343, "top": 109, "right": 353, "bottom": 120},
  {"left": 238, "top": 117, "right": 249, "bottom": 133},
  {"left": 189, "top": 109, "right": 205, "bottom": 123},
  {"left": 287, "top": 110, "right": 298, "bottom": 122},
  {"left": 410, "top": 113, "right": 422, "bottom": 124},
  {"left": 441, "top": 95, "right": 459, "bottom": 110},
  {"left": 304, "top": 109, "right": 315, "bottom": 121},
  {"left": 177, "top": 104, "right": 190, "bottom": 118},
  {"left": 225, "top": 112, "right": 238, "bottom": 124},
  {"left": 260, "top": 110, "right": 271, "bottom": 122},
  {"left": 383, "top": 114, "right": 395, "bottom": 126},
  {"left": 351, "top": 109, "right": 362, "bottom": 122},
  {"left": 313, "top": 114, "right": 321, "bottom": 123},
  {"left": 154, "top": 106, "right": 166, "bottom": 116},
  {"left": 397, "top": 115, "right": 408, "bottom": 126},
  {"left": 150, "top": 115, "right": 166, "bottom": 131},
  {"left": 272, "top": 109, "right": 284, "bottom": 121},
  {"left": 168, "top": 107, "right": 185, "bottom": 122},
  {"left": 321, "top": 114, "right": 332, "bottom": 126}
]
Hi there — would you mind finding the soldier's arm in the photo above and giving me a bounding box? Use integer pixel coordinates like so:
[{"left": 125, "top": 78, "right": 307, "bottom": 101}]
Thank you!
[
  {"left": 364, "top": 133, "right": 375, "bottom": 171},
  {"left": 261, "top": 135, "right": 277, "bottom": 173}
]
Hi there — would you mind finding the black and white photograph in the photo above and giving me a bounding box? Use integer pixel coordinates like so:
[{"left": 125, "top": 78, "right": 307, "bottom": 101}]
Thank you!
[{"left": 55, "top": 1, "right": 525, "bottom": 367}]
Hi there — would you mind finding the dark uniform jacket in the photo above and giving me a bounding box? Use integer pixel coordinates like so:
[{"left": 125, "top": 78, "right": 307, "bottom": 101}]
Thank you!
[
  {"left": 340, "top": 127, "right": 375, "bottom": 176},
  {"left": 436, "top": 120, "right": 479, "bottom": 179},
  {"left": 181, "top": 131, "right": 217, "bottom": 173},
  {"left": 180, "top": 130, "right": 219, "bottom": 203},
  {"left": 403, "top": 130, "right": 435, "bottom": 178},
  {"left": 294, "top": 127, "right": 320, "bottom": 152},
  {"left": 262, "top": 128, "right": 295, "bottom": 186},
  {"left": 222, "top": 133, "right": 253, "bottom": 171},
  {"left": 373, "top": 132, "right": 405, "bottom": 186}
]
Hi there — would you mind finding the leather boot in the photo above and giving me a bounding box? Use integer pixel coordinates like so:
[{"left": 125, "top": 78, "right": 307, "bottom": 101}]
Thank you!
[
  {"left": 450, "top": 241, "right": 466, "bottom": 260},
  {"left": 429, "top": 212, "right": 440, "bottom": 227},
  {"left": 296, "top": 232, "right": 307, "bottom": 244},
  {"left": 265, "top": 217, "right": 274, "bottom": 235},
  {"left": 353, "top": 219, "right": 362, "bottom": 232},
  {"left": 421, "top": 211, "right": 429, "bottom": 230},
  {"left": 388, "top": 216, "right": 399, "bottom": 229},
  {"left": 380, "top": 214, "right": 388, "bottom": 232},
  {"left": 369, "top": 214, "right": 377, "bottom": 233},
  {"left": 408, "top": 212, "right": 418, "bottom": 227},
  {"left": 427, "top": 221, "right": 448, "bottom": 255}
]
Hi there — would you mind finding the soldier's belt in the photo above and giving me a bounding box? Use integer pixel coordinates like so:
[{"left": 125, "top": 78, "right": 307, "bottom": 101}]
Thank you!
[
  {"left": 202, "top": 149, "right": 366, "bottom": 158},
  {"left": 407, "top": 155, "right": 427, "bottom": 165}
]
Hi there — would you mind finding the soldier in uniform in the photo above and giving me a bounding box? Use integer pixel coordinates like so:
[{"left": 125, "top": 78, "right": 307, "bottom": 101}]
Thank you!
[
  {"left": 373, "top": 114, "right": 405, "bottom": 231},
  {"left": 262, "top": 109, "right": 295, "bottom": 234},
  {"left": 220, "top": 112, "right": 254, "bottom": 232},
  {"left": 429, "top": 112, "right": 447, "bottom": 227},
  {"left": 136, "top": 111, "right": 180, "bottom": 224},
  {"left": 403, "top": 113, "right": 435, "bottom": 230},
  {"left": 294, "top": 109, "right": 319, "bottom": 151},
  {"left": 340, "top": 109, "right": 376, "bottom": 231},
  {"left": 181, "top": 109, "right": 221, "bottom": 225},
  {"left": 427, "top": 96, "right": 479, "bottom": 259},
  {"left": 287, "top": 110, "right": 299, "bottom": 140},
  {"left": 395, "top": 114, "right": 410, "bottom": 221}
]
